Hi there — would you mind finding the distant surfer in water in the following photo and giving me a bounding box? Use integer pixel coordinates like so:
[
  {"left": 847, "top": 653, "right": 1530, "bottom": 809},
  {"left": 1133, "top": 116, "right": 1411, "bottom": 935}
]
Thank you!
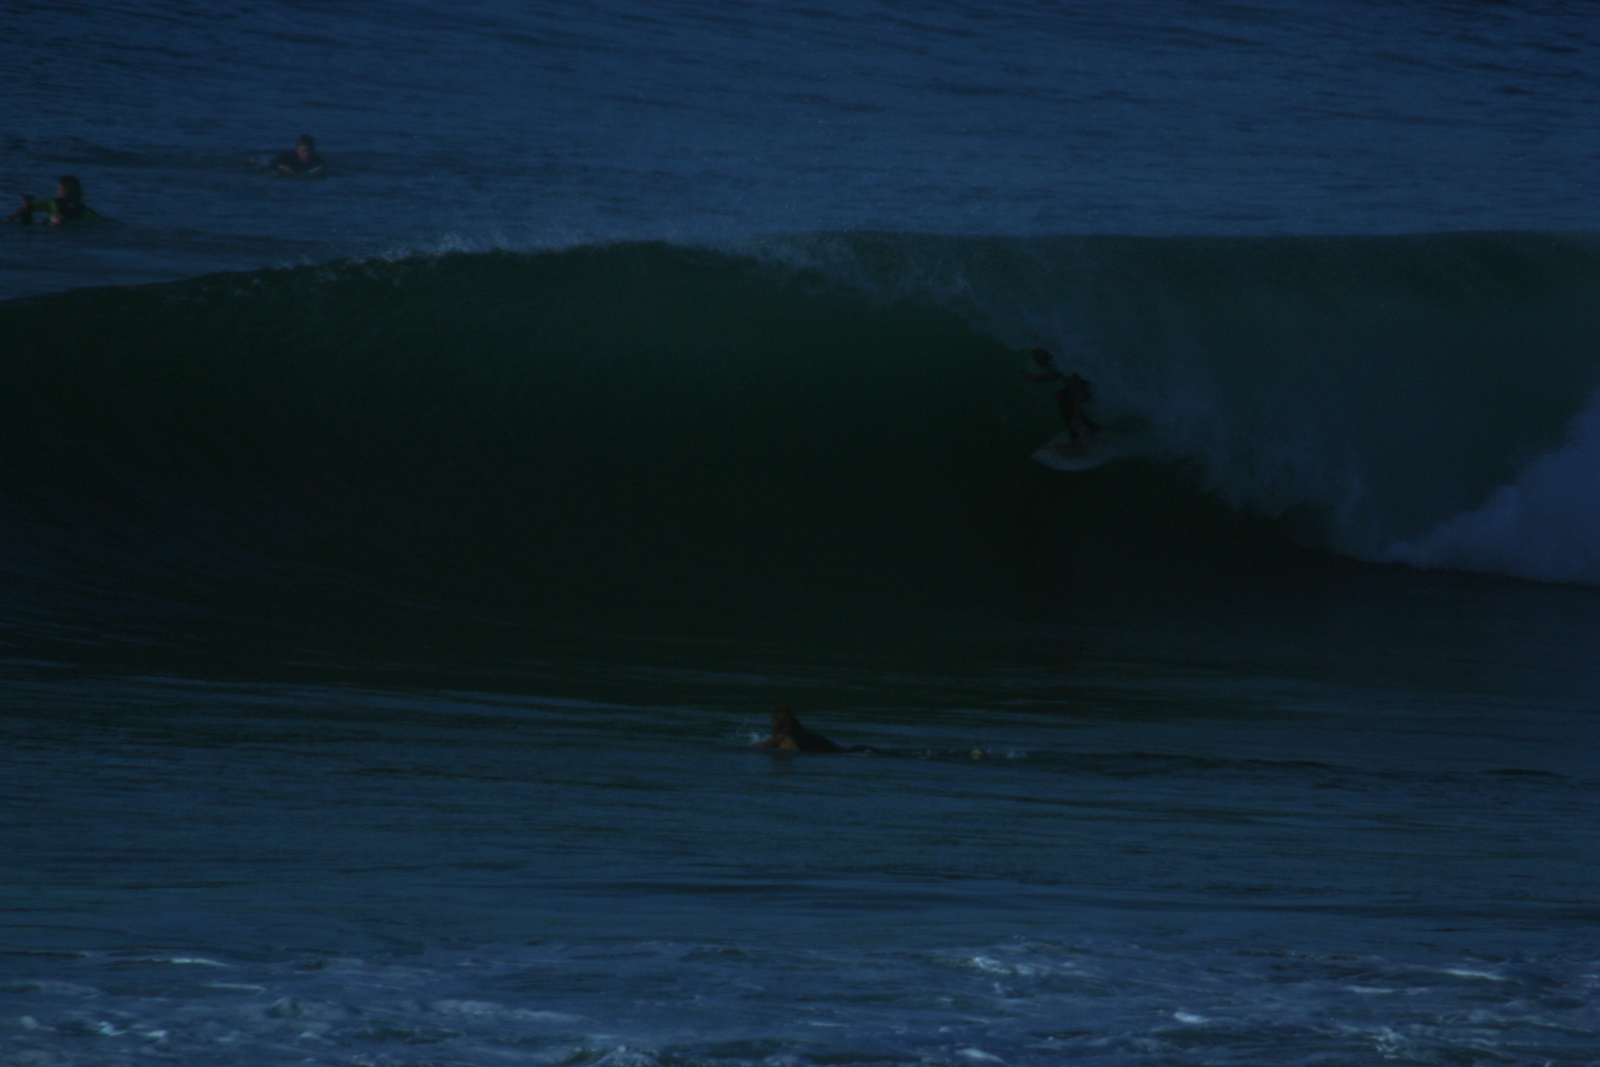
[
  {"left": 1022, "top": 347, "right": 1099, "bottom": 453},
  {"left": 753, "top": 707, "right": 849, "bottom": 753},
  {"left": 259, "top": 134, "right": 327, "bottom": 176},
  {"left": 6, "top": 176, "right": 102, "bottom": 226},
  {"left": 753, "top": 707, "right": 994, "bottom": 760}
]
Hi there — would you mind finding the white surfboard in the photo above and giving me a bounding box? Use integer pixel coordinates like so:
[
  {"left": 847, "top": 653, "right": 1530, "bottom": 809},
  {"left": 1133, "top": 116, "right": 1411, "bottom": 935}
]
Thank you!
[{"left": 1032, "top": 426, "right": 1158, "bottom": 472}]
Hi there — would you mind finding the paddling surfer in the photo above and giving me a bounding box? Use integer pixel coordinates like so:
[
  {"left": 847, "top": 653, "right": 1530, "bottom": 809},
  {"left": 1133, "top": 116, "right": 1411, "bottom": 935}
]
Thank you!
[
  {"left": 259, "top": 134, "right": 327, "bottom": 176},
  {"left": 5, "top": 176, "right": 102, "bottom": 226},
  {"left": 1022, "top": 347, "right": 1099, "bottom": 453},
  {"left": 752, "top": 707, "right": 991, "bottom": 759},
  {"left": 753, "top": 708, "right": 849, "bottom": 753}
]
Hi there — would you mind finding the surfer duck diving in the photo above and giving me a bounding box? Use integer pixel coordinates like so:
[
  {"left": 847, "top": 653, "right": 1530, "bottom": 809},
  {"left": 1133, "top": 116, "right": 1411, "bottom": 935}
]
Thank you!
[{"left": 1022, "top": 347, "right": 1100, "bottom": 455}]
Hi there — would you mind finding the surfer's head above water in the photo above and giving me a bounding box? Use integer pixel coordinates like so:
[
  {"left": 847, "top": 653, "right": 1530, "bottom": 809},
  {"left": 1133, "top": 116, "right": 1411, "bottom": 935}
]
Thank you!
[
  {"left": 7, "top": 175, "right": 90, "bottom": 226},
  {"left": 263, "top": 135, "right": 326, "bottom": 177},
  {"left": 754, "top": 707, "right": 846, "bottom": 753}
]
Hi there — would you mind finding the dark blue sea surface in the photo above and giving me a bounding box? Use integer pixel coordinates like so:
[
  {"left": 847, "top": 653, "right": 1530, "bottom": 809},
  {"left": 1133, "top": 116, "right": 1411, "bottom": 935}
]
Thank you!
[{"left": 3, "top": 3, "right": 1599, "bottom": 1065}]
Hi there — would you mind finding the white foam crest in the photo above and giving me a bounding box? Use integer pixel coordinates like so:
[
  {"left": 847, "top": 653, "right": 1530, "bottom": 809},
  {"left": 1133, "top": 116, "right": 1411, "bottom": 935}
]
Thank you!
[
  {"left": 356, "top": 227, "right": 602, "bottom": 265},
  {"left": 353, "top": 218, "right": 775, "bottom": 271},
  {"left": 1382, "top": 389, "right": 1600, "bottom": 585}
]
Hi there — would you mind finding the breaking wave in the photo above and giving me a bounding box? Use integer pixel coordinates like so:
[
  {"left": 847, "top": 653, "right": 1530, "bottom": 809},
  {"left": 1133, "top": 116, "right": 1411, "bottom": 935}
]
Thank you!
[{"left": 2, "top": 230, "right": 1598, "bottom": 647}]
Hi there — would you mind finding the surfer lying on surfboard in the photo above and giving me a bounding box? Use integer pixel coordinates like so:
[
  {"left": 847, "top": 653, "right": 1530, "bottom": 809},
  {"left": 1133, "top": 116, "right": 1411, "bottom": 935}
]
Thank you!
[
  {"left": 1022, "top": 347, "right": 1100, "bottom": 454},
  {"left": 752, "top": 707, "right": 995, "bottom": 760},
  {"left": 254, "top": 134, "right": 327, "bottom": 177},
  {"left": 753, "top": 707, "right": 848, "bottom": 752}
]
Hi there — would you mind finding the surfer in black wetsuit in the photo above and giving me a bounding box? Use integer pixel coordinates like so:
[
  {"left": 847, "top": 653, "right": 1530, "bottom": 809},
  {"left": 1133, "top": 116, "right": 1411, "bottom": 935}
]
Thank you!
[
  {"left": 753, "top": 708, "right": 849, "bottom": 753},
  {"left": 263, "top": 134, "right": 327, "bottom": 176},
  {"left": 1022, "top": 347, "right": 1099, "bottom": 453},
  {"left": 6, "top": 176, "right": 100, "bottom": 226},
  {"left": 752, "top": 707, "right": 990, "bottom": 759}
]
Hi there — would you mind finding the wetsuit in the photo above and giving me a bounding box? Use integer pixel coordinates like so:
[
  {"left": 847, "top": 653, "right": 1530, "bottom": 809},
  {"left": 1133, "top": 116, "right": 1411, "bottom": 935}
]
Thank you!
[
  {"left": 1056, "top": 374, "right": 1100, "bottom": 436},
  {"left": 271, "top": 150, "right": 326, "bottom": 175},
  {"left": 6, "top": 196, "right": 100, "bottom": 225},
  {"left": 754, "top": 710, "right": 849, "bottom": 753}
]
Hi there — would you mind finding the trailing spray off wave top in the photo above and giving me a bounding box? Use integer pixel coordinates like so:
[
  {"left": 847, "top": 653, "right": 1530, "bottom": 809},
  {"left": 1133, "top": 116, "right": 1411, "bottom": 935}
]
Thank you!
[{"left": 2, "top": 231, "right": 1598, "bottom": 632}]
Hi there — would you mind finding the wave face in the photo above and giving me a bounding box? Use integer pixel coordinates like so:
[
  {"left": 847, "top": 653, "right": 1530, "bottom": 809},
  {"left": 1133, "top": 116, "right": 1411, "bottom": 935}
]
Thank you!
[
  {"left": 3, "top": 232, "right": 1599, "bottom": 641},
  {"left": 773, "top": 231, "right": 1600, "bottom": 570}
]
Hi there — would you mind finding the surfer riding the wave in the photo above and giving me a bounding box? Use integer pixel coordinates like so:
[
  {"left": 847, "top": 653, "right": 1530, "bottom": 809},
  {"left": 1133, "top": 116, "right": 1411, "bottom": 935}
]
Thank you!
[{"left": 1022, "top": 347, "right": 1099, "bottom": 454}]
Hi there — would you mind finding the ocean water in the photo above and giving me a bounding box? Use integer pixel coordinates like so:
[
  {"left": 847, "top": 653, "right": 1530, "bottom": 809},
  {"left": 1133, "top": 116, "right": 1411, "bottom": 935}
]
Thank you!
[{"left": 4, "top": 3, "right": 1600, "bottom": 1065}]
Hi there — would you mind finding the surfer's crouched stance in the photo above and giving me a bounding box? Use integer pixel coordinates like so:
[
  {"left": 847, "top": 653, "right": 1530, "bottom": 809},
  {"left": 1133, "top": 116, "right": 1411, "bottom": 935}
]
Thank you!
[
  {"left": 1022, "top": 347, "right": 1100, "bottom": 453},
  {"left": 754, "top": 707, "right": 851, "bottom": 753}
]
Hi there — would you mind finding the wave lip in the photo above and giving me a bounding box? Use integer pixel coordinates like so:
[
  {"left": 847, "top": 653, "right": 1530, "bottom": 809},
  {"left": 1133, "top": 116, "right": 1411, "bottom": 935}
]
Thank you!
[{"left": 1382, "top": 395, "right": 1600, "bottom": 586}]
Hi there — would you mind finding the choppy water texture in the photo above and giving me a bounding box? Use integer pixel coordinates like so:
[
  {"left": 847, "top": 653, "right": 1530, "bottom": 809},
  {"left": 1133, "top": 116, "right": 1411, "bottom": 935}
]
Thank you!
[{"left": 3, "top": 3, "right": 1599, "bottom": 1065}]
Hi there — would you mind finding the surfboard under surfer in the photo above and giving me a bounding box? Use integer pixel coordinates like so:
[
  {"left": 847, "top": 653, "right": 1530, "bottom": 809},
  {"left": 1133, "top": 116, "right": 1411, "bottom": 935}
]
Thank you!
[
  {"left": 5, "top": 176, "right": 104, "bottom": 226},
  {"left": 257, "top": 134, "right": 327, "bottom": 177},
  {"left": 1022, "top": 347, "right": 1099, "bottom": 453}
]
